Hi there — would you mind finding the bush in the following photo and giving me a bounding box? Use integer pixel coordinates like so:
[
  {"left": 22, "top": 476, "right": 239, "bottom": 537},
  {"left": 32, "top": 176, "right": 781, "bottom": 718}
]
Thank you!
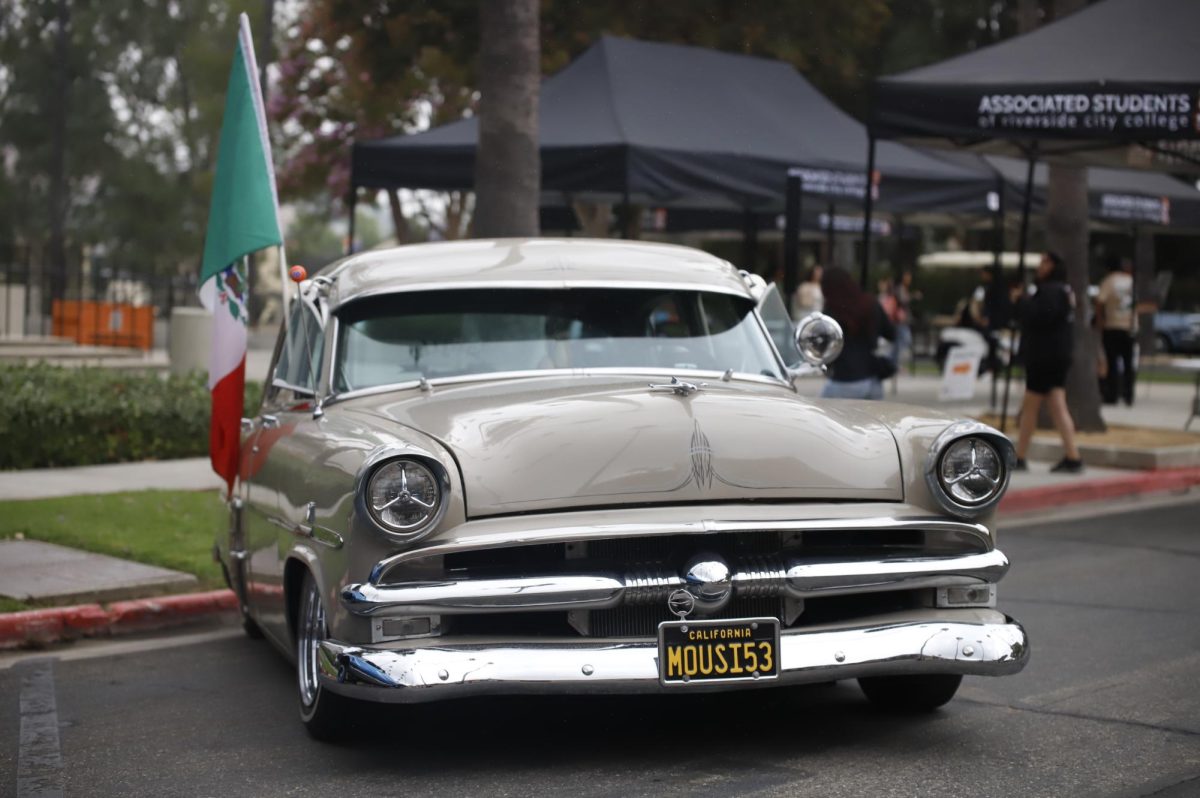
[{"left": 0, "top": 364, "right": 262, "bottom": 469}]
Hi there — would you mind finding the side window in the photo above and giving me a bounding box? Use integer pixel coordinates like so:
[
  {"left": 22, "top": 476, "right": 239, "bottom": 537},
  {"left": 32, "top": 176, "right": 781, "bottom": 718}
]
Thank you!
[{"left": 274, "top": 300, "right": 325, "bottom": 395}]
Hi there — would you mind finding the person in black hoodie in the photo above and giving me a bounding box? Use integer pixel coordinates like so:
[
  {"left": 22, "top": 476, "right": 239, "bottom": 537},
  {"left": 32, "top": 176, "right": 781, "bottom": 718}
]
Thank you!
[
  {"left": 820, "top": 268, "right": 895, "bottom": 400},
  {"left": 1014, "top": 251, "right": 1083, "bottom": 473}
]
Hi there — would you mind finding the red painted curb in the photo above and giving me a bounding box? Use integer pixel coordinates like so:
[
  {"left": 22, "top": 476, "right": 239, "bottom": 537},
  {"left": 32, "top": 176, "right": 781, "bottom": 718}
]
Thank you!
[
  {"left": 0, "top": 589, "right": 237, "bottom": 649},
  {"left": 0, "top": 607, "right": 72, "bottom": 646},
  {"left": 1000, "top": 466, "right": 1200, "bottom": 515}
]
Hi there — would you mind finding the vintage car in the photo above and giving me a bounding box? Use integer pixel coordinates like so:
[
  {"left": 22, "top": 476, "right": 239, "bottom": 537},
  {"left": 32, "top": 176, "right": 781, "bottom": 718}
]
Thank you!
[{"left": 216, "top": 238, "right": 1028, "bottom": 739}]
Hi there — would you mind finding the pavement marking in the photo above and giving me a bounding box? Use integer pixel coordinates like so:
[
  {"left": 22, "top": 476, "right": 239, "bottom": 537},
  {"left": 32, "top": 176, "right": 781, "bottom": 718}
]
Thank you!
[
  {"left": 16, "top": 659, "right": 64, "bottom": 798},
  {"left": 0, "top": 626, "right": 242, "bottom": 671}
]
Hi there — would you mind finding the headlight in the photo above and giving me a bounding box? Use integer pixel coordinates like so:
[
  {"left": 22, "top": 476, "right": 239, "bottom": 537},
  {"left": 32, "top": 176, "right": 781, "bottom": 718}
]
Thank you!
[
  {"left": 365, "top": 458, "right": 446, "bottom": 536},
  {"left": 938, "top": 438, "right": 1003, "bottom": 505},
  {"left": 794, "top": 312, "right": 844, "bottom": 366},
  {"left": 925, "top": 423, "right": 1014, "bottom": 518}
]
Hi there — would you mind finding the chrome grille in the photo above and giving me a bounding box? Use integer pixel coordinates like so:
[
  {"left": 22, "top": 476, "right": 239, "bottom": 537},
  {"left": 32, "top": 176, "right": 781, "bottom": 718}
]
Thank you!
[
  {"left": 589, "top": 596, "right": 783, "bottom": 638},
  {"left": 585, "top": 531, "right": 784, "bottom": 563}
]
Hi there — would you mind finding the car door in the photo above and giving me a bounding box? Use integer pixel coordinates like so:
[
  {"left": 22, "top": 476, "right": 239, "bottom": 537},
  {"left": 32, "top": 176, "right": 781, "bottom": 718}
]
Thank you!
[{"left": 241, "top": 298, "right": 327, "bottom": 647}]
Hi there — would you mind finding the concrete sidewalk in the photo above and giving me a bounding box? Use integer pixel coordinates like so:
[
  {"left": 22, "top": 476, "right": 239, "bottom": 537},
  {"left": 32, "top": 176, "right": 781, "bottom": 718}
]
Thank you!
[{"left": 0, "top": 458, "right": 223, "bottom": 501}]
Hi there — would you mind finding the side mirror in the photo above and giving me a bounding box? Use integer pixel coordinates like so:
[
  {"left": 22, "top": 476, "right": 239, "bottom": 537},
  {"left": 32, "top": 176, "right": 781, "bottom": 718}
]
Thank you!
[{"left": 794, "top": 313, "right": 844, "bottom": 367}]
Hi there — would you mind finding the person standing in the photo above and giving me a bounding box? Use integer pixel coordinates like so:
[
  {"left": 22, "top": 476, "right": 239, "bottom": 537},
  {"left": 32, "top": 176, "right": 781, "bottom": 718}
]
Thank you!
[
  {"left": 1014, "top": 252, "right": 1083, "bottom": 473},
  {"left": 819, "top": 268, "right": 895, "bottom": 400},
  {"left": 1096, "top": 255, "right": 1136, "bottom": 405},
  {"left": 792, "top": 265, "right": 824, "bottom": 318},
  {"left": 893, "top": 269, "right": 919, "bottom": 372}
]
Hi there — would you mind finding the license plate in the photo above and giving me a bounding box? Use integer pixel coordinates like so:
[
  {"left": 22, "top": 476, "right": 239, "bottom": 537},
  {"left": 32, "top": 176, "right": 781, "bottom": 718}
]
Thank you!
[{"left": 658, "top": 617, "right": 780, "bottom": 685}]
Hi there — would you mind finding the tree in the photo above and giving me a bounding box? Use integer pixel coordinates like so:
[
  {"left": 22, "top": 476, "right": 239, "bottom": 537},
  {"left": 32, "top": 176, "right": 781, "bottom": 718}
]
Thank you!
[
  {"left": 0, "top": 0, "right": 121, "bottom": 312},
  {"left": 473, "top": 0, "right": 540, "bottom": 238},
  {"left": 270, "top": 1, "right": 892, "bottom": 227},
  {"left": 1045, "top": 0, "right": 1104, "bottom": 432},
  {"left": 0, "top": 0, "right": 262, "bottom": 305}
]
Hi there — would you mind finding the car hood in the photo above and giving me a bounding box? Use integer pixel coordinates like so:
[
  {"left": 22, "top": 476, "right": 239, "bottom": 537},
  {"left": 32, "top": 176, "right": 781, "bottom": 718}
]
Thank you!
[{"left": 349, "top": 376, "right": 902, "bottom": 517}]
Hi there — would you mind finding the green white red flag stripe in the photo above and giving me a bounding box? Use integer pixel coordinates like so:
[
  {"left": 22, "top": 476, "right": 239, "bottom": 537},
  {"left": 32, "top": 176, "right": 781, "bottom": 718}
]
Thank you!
[{"left": 199, "top": 13, "right": 283, "bottom": 496}]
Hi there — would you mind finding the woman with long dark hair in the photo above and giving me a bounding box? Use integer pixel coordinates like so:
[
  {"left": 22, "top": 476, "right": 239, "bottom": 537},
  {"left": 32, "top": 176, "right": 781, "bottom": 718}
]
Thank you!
[
  {"left": 1014, "top": 252, "right": 1083, "bottom": 473},
  {"left": 819, "top": 268, "right": 895, "bottom": 400}
]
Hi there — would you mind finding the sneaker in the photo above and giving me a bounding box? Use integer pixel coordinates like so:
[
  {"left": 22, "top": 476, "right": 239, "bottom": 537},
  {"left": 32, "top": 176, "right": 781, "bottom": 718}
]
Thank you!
[
  {"left": 1013, "top": 458, "right": 1028, "bottom": 472},
  {"left": 1050, "top": 457, "right": 1084, "bottom": 473}
]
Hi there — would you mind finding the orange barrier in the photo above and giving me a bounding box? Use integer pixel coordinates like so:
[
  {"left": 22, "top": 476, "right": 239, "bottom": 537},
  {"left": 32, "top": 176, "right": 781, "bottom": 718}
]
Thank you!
[{"left": 51, "top": 300, "right": 155, "bottom": 350}]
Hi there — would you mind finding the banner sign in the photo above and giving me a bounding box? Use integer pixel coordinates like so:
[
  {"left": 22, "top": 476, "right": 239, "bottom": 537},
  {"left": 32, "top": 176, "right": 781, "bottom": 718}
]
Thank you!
[
  {"left": 975, "top": 90, "right": 1195, "bottom": 135},
  {"left": 1096, "top": 193, "right": 1171, "bottom": 225},
  {"left": 817, "top": 213, "right": 892, "bottom": 236},
  {"left": 787, "top": 167, "right": 880, "bottom": 200},
  {"left": 875, "top": 84, "right": 1200, "bottom": 141}
]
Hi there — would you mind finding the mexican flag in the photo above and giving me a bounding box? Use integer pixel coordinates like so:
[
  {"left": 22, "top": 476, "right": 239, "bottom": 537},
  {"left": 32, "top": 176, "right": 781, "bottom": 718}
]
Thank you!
[{"left": 200, "top": 13, "right": 282, "bottom": 496}]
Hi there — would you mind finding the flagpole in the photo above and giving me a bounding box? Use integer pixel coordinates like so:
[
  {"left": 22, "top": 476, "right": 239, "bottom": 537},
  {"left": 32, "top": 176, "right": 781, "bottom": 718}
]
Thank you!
[
  {"left": 236, "top": 12, "right": 290, "bottom": 321},
  {"left": 278, "top": 243, "right": 291, "bottom": 319}
]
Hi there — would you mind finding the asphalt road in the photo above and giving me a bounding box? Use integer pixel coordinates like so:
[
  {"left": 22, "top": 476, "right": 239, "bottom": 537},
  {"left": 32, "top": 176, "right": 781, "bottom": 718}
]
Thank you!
[{"left": 3, "top": 497, "right": 1200, "bottom": 798}]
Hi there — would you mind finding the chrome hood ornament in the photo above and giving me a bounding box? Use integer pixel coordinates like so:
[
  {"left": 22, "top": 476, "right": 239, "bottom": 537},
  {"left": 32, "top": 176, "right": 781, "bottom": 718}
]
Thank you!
[{"left": 649, "top": 376, "right": 704, "bottom": 396}]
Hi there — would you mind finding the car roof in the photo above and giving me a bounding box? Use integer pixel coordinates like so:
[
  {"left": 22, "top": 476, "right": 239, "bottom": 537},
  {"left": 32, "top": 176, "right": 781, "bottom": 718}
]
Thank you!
[{"left": 320, "top": 238, "right": 753, "bottom": 309}]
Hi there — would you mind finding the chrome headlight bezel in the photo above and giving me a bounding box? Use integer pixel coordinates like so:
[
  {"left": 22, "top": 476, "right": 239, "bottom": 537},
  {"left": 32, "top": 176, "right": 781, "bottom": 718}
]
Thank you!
[
  {"left": 794, "top": 312, "right": 844, "bottom": 367},
  {"left": 360, "top": 455, "right": 451, "bottom": 541},
  {"left": 924, "top": 421, "right": 1015, "bottom": 518}
]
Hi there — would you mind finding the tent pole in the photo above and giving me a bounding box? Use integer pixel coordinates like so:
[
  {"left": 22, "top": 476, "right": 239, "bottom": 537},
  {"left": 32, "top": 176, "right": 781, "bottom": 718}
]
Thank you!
[
  {"left": 991, "top": 175, "right": 1005, "bottom": 410},
  {"left": 1000, "top": 151, "right": 1037, "bottom": 433},
  {"left": 783, "top": 172, "right": 803, "bottom": 307},
  {"left": 742, "top": 209, "right": 758, "bottom": 274},
  {"left": 859, "top": 132, "right": 877, "bottom": 289},
  {"left": 620, "top": 187, "right": 631, "bottom": 240},
  {"left": 346, "top": 187, "right": 357, "bottom": 256},
  {"left": 825, "top": 201, "right": 835, "bottom": 266},
  {"left": 1130, "top": 223, "right": 1145, "bottom": 400}
]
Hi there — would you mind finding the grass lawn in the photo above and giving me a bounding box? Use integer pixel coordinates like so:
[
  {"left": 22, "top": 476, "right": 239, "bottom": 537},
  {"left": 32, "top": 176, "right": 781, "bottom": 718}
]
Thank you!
[{"left": 0, "top": 490, "right": 228, "bottom": 604}]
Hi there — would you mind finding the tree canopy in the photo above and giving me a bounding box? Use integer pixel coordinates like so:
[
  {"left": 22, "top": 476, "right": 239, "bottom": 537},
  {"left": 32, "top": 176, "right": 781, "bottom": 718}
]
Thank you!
[
  {"left": 0, "top": 0, "right": 1059, "bottom": 276},
  {"left": 0, "top": 0, "right": 260, "bottom": 280}
]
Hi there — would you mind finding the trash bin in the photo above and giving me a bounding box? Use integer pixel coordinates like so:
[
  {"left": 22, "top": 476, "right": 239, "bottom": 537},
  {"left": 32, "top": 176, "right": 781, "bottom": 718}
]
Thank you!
[{"left": 168, "top": 307, "right": 212, "bottom": 376}]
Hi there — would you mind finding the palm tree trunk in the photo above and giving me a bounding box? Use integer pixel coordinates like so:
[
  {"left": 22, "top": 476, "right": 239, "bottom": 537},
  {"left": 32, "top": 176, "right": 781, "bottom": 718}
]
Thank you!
[
  {"left": 473, "top": 0, "right": 540, "bottom": 238},
  {"left": 1044, "top": 0, "right": 1104, "bottom": 432},
  {"left": 1046, "top": 162, "right": 1105, "bottom": 431}
]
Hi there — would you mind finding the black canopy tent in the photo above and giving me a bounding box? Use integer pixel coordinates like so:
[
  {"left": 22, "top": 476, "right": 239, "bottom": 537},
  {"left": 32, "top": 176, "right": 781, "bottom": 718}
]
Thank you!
[
  {"left": 867, "top": 0, "right": 1200, "bottom": 284},
  {"left": 866, "top": 0, "right": 1200, "bottom": 428},
  {"left": 871, "top": 0, "right": 1200, "bottom": 172},
  {"left": 987, "top": 156, "right": 1200, "bottom": 231},
  {"left": 351, "top": 35, "right": 999, "bottom": 293}
]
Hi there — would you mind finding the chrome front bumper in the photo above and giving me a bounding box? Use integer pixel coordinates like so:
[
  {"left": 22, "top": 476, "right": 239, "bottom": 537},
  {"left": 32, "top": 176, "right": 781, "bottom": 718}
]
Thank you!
[
  {"left": 317, "top": 612, "right": 1029, "bottom": 703},
  {"left": 341, "top": 550, "right": 1010, "bottom": 617}
]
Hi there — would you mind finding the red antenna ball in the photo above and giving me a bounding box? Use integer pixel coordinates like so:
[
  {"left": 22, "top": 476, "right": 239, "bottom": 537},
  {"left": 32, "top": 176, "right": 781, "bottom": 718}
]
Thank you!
[{"left": 288, "top": 265, "right": 308, "bottom": 283}]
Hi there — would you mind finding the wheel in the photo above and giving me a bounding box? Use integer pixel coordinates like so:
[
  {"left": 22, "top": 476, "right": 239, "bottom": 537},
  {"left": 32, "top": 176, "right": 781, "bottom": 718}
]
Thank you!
[
  {"left": 1155, "top": 333, "right": 1173, "bottom": 355},
  {"left": 297, "top": 571, "right": 355, "bottom": 740},
  {"left": 858, "top": 674, "right": 962, "bottom": 712}
]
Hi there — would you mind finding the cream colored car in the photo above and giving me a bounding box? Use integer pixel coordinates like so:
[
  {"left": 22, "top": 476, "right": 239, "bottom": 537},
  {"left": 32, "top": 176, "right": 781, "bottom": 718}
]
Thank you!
[{"left": 217, "top": 238, "right": 1027, "bottom": 740}]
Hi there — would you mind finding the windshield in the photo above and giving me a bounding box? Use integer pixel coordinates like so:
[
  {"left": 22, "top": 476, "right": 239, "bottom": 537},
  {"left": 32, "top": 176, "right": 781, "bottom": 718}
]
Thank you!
[{"left": 334, "top": 287, "right": 783, "bottom": 392}]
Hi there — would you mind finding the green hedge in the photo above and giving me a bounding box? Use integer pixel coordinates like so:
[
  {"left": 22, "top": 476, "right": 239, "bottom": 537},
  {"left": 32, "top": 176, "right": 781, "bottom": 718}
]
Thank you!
[{"left": 0, "top": 364, "right": 262, "bottom": 469}]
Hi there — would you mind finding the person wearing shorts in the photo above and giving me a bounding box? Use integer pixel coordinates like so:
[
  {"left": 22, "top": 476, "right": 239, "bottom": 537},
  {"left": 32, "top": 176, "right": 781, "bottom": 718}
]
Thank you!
[{"left": 1014, "top": 252, "right": 1083, "bottom": 473}]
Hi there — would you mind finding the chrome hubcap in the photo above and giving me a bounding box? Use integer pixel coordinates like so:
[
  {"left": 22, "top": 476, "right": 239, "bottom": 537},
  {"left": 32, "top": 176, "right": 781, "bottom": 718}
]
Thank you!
[{"left": 298, "top": 579, "right": 325, "bottom": 708}]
